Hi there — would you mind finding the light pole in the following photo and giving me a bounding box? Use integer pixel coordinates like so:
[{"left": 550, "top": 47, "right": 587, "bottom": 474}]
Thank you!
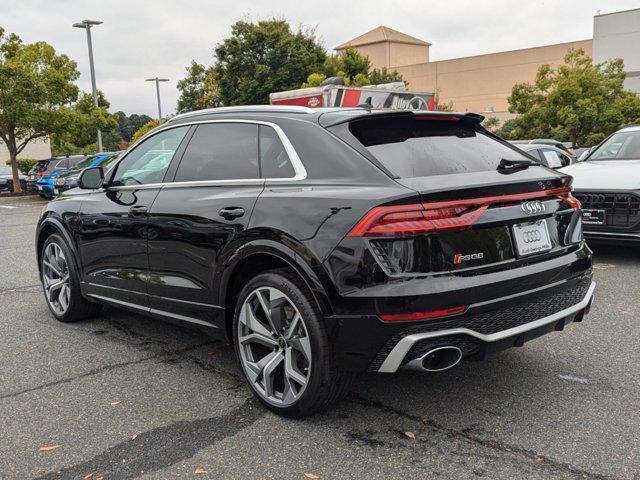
[
  {"left": 73, "top": 19, "right": 103, "bottom": 152},
  {"left": 146, "top": 77, "right": 169, "bottom": 123}
]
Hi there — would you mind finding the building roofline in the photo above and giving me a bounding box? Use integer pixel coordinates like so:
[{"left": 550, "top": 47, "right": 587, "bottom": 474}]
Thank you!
[
  {"left": 396, "top": 38, "right": 593, "bottom": 68},
  {"left": 595, "top": 7, "right": 640, "bottom": 18}
]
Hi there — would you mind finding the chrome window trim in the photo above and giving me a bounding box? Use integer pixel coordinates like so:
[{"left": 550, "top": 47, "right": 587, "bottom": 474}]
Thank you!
[
  {"left": 378, "top": 281, "right": 596, "bottom": 373},
  {"left": 104, "top": 119, "right": 306, "bottom": 192}
]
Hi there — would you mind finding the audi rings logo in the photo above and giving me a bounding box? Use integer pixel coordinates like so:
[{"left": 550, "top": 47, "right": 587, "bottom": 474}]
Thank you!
[
  {"left": 578, "top": 193, "right": 605, "bottom": 204},
  {"left": 522, "top": 230, "right": 542, "bottom": 243},
  {"left": 520, "top": 200, "right": 546, "bottom": 215}
]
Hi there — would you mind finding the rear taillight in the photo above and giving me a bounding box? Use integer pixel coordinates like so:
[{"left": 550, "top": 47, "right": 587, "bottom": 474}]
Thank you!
[
  {"left": 349, "top": 186, "right": 578, "bottom": 237},
  {"left": 38, "top": 171, "right": 49, "bottom": 176},
  {"left": 380, "top": 305, "right": 467, "bottom": 322}
]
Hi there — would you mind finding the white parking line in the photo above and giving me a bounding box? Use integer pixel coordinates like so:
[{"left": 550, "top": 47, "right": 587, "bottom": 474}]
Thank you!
[{"left": 0, "top": 205, "right": 17, "bottom": 209}]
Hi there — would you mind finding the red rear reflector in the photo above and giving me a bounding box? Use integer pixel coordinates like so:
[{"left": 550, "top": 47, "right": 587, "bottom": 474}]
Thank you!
[
  {"left": 380, "top": 305, "right": 467, "bottom": 323},
  {"left": 349, "top": 186, "right": 577, "bottom": 237}
]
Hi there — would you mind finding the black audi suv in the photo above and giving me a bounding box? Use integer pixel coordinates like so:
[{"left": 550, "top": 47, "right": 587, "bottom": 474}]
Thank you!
[{"left": 36, "top": 106, "right": 594, "bottom": 416}]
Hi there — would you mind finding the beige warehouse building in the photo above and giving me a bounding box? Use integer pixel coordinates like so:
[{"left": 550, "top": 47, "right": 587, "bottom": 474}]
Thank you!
[{"left": 335, "top": 8, "right": 640, "bottom": 122}]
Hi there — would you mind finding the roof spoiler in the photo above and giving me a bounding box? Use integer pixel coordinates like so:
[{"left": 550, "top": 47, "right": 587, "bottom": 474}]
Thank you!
[{"left": 319, "top": 110, "right": 485, "bottom": 128}]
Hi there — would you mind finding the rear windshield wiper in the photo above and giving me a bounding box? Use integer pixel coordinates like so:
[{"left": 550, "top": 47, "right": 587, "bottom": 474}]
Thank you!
[{"left": 497, "top": 158, "right": 538, "bottom": 171}]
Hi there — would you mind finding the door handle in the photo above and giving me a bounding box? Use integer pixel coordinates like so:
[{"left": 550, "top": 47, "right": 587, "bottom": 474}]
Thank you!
[
  {"left": 219, "top": 207, "right": 245, "bottom": 220},
  {"left": 128, "top": 205, "right": 148, "bottom": 216}
]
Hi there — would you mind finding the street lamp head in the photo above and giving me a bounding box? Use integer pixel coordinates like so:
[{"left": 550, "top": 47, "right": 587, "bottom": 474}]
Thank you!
[
  {"left": 145, "top": 78, "right": 170, "bottom": 82},
  {"left": 73, "top": 19, "right": 103, "bottom": 28}
]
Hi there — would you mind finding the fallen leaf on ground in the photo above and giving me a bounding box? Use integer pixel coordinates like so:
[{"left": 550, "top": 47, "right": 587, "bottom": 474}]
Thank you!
[
  {"left": 194, "top": 467, "right": 208, "bottom": 474},
  {"left": 535, "top": 455, "right": 544, "bottom": 462},
  {"left": 39, "top": 444, "right": 61, "bottom": 452},
  {"left": 420, "top": 416, "right": 428, "bottom": 424},
  {"left": 304, "top": 474, "right": 319, "bottom": 479},
  {"left": 130, "top": 434, "right": 138, "bottom": 440},
  {"left": 82, "top": 472, "right": 96, "bottom": 480},
  {"left": 493, "top": 426, "right": 500, "bottom": 432},
  {"left": 505, "top": 447, "right": 512, "bottom": 452},
  {"left": 404, "top": 431, "right": 416, "bottom": 440},
  {"left": 109, "top": 400, "right": 122, "bottom": 406}
]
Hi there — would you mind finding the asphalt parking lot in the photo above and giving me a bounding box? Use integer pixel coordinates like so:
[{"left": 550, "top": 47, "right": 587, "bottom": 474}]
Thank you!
[{"left": 0, "top": 195, "right": 639, "bottom": 480}]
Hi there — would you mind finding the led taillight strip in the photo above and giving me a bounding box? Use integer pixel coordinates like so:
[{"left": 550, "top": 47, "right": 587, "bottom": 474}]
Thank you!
[{"left": 348, "top": 186, "right": 579, "bottom": 237}]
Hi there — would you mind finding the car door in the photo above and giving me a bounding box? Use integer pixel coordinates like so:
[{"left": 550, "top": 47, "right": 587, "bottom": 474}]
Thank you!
[
  {"left": 77, "top": 125, "right": 191, "bottom": 308},
  {"left": 145, "top": 121, "right": 270, "bottom": 328}
]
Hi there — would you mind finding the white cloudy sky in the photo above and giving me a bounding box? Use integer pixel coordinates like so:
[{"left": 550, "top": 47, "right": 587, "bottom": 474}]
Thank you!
[{"left": 3, "top": 0, "right": 639, "bottom": 117}]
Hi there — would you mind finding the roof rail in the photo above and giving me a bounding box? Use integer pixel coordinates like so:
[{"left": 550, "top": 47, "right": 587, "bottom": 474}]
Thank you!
[{"left": 167, "top": 105, "right": 316, "bottom": 123}]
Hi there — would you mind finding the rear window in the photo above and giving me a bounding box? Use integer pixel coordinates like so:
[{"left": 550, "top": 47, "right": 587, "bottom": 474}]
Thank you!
[{"left": 348, "top": 116, "right": 529, "bottom": 178}]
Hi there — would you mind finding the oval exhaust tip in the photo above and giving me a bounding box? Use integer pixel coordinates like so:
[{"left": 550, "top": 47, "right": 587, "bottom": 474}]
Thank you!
[{"left": 420, "top": 346, "right": 463, "bottom": 372}]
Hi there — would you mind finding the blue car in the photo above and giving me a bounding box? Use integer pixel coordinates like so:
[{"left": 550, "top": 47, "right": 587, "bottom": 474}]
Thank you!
[
  {"left": 36, "top": 154, "right": 102, "bottom": 198},
  {"left": 52, "top": 153, "right": 120, "bottom": 195}
]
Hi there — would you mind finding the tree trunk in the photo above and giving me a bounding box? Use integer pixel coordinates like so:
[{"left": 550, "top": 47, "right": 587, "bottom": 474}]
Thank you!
[{"left": 9, "top": 150, "right": 23, "bottom": 194}]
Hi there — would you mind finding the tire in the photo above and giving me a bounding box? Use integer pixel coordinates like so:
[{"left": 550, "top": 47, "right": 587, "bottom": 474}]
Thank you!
[
  {"left": 232, "top": 268, "right": 352, "bottom": 417},
  {"left": 40, "top": 233, "right": 102, "bottom": 322}
]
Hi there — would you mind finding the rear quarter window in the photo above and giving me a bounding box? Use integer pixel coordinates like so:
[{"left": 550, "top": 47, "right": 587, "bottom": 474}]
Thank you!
[{"left": 348, "top": 116, "right": 529, "bottom": 178}]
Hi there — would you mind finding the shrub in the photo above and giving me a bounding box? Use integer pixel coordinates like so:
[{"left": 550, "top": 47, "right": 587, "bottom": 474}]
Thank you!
[{"left": 5, "top": 158, "right": 39, "bottom": 175}]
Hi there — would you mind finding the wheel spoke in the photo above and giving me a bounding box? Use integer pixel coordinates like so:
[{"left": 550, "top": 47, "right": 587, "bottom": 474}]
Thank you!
[
  {"left": 262, "top": 350, "right": 284, "bottom": 398},
  {"left": 240, "top": 332, "right": 278, "bottom": 348},
  {"left": 289, "top": 336, "right": 311, "bottom": 362},
  {"left": 43, "top": 259, "right": 62, "bottom": 277},
  {"left": 285, "top": 347, "right": 307, "bottom": 387},
  {"left": 284, "top": 313, "right": 302, "bottom": 340},
  {"left": 241, "top": 302, "right": 275, "bottom": 339}
]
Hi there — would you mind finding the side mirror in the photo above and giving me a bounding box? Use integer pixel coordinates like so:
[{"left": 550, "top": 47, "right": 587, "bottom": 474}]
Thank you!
[{"left": 78, "top": 166, "right": 104, "bottom": 189}]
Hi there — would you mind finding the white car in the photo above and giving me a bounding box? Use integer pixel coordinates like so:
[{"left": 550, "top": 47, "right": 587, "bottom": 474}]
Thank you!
[{"left": 560, "top": 125, "right": 640, "bottom": 243}]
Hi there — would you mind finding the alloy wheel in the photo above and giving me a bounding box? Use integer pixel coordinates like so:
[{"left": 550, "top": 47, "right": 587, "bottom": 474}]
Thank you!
[
  {"left": 42, "top": 242, "right": 71, "bottom": 316},
  {"left": 237, "top": 287, "right": 311, "bottom": 406}
]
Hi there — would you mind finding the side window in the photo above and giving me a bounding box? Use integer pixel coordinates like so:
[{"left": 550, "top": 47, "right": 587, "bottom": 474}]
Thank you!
[
  {"left": 259, "top": 125, "right": 295, "bottom": 178},
  {"left": 527, "top": 149, "right": 545, "bottom": 163},
  {"left": 174, "top": 123, "right": 259, "bottom": 181},
  {"left": 111, "top": 126, "right": 189, "bottom": 187},
  {"left": 557, "top": 152, "right": 572, "bottom": 167}
]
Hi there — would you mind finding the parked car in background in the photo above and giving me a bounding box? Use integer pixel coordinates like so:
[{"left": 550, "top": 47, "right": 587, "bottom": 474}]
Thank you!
[
  {"left": 560, "top": 124, "right": 640, "bottom": 243},
  {"left": 36, "top": 106, "right": 593, "bottom": 416},
  {"left": 0, "top": 165, "right": 27, "bottom": 192},
  {"left": 53, "top": 152, "right": 120, "bottom": 195},
  {"left": 529, "top": 139, "right": 577, "bottom": 159},
  {"left": 36, "top": 155, "right": 90, "bottom": 198},
  {"left": 26, "top": 159, "right": 52, "bottom": 192},
  {"left": 517, "top": 144, "right": 574, "bottom": 169}
]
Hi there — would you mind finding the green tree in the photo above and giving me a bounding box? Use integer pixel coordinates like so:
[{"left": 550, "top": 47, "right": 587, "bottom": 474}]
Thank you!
[
  {"left": 116, "top": 111, "right": 153, "bottom": 143},
  {"left": 131, "top": 120, "right": 159, "bottom": 144},
  {"left": 0, "top": 27, "right": 79, "bottom": 192},
  {"left": 302, "top": 48, "right": 405, "bottom": 88},
  {"left": 212, "top": 19, "right": 326, "bottom": 105},
  {"left": 482, "top": 116, "right": 500, "bottom": 131},
  {"left": 51, "top": 90, "right": 118, "bottom": 155},
  {"left": 369, "top": 67, "right": 404, "bottom": 85},
  {"left": 507, "top": 49, "right": 640, "bottom": 146},
  {"left": 176, "top": 61, "right": 221, "bottom": 113},
  {"left": 494, "top": 118, "right": 517, "bottom": 139}
]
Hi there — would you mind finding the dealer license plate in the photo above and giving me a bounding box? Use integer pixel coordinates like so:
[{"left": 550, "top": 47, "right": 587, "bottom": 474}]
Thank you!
[
  {"left": 582, "top": 209, "right": 606, "bottom": 225},
  {"left": 512, "top": 220, "right": 552, "bottom": 257}
]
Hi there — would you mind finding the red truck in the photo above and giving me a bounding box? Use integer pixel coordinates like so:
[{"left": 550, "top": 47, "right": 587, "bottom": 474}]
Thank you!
[{"left": 270, "top": 81, "right": 435, "bottom": 110}]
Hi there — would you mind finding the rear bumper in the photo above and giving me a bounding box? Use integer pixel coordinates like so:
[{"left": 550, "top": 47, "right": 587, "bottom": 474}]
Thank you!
[
  {"left": 377, "top": 280, "right": 594, "bottom": 372},
  {"left": 328, "top": 272, "right": 594, "bottom": 373}
]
